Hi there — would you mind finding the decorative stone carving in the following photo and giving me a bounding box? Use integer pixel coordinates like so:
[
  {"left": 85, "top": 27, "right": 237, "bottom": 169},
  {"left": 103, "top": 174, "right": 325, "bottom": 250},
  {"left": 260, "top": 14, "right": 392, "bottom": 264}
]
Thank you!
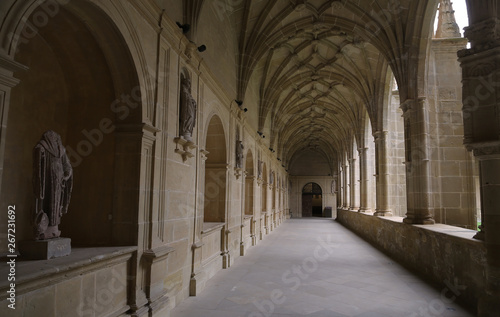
[
  {"left": 32, "top": 130, "right": 73, "bottom": 240},
  {"left": 174, "top": 137, "right": 197, "bottom": 162},
  {"left": 459, "top": 19, "right": 500, "bottom": 57},
  {"left": 179, "top": 76, "right": 197, "bottom": 142},
  {"left": 235, "top": 140, "right": 244, "bottom": 169},
  {"left": 234, "top": 140, "right": 244, "bottom": 179},
  {"left": 435, "top": 0, "right": 461, "bottom": 39},
  {"left": 257, "top": 160, "right": 263, "bottom": 178},
  {"left": 466, "top": 141, "right": 500, "bottom": 157}
]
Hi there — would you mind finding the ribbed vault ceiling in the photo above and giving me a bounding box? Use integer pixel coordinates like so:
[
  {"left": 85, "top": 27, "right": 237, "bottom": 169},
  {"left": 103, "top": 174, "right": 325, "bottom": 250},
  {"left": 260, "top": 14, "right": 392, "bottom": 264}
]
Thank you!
[{"left": 187, "top": 0, "right": 438, "bottom": 171}]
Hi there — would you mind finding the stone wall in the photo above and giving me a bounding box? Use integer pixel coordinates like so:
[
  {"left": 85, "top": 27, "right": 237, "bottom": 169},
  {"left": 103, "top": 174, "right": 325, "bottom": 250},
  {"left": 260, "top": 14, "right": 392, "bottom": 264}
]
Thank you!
[
  {"left": 337, "top": 209, "right": 486, "bottom": 311},
  {"left": 0, "top": 247, "right": 135, "bottom": 317}
]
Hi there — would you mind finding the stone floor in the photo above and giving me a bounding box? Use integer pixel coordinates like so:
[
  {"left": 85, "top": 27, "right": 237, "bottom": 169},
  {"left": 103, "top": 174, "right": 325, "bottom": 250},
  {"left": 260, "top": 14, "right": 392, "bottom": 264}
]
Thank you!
[{"left": 171, "top": 218, "right": 474, "bottom": 317}]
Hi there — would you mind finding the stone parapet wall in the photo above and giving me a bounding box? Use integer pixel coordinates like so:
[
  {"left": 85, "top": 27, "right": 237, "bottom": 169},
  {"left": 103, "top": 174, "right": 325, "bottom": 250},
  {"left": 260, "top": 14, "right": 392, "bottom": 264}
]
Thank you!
[
  {"left": 337, "top": 209, "right": 486, "bottom": 311},
  {"left": 0, "top": 247, "right": 136, "bottom": 317}
]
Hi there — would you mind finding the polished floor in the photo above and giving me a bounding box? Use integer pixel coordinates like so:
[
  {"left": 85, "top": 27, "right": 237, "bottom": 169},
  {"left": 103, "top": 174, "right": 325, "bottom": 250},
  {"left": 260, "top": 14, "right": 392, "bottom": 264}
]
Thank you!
[{"left": 171, "top": 218, "right": 474, "bottom": 317}]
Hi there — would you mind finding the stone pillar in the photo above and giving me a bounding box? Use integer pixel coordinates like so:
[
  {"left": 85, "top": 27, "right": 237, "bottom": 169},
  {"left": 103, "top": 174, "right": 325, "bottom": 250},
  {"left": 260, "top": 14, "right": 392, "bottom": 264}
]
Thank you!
[
  {"left": 337, "top": 165, "right": 343, "bottom": 208},
  {"left": 374, "top": 131, "right": 392, "bottom": 216},
  {"left": 401, "top": 98, "right": 435, "bottom": 224},
  {"left": 349, "top": 155, "right": 360, "bottom": 211},
  {"left": 343, "top": 159, "right": 350, "bottom": 210},
  {"left": 0, "top": 54, "right": 27, "bottom": 195},
  {"left": 458, "top": 2, "right": 500, "bottom": 312},
  {"left": 358, "top": 147, "right": 371, "bottom": 212}
]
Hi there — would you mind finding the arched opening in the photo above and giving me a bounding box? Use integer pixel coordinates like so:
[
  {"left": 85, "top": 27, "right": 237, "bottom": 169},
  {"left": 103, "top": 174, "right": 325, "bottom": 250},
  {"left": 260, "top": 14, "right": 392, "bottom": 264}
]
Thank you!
[
  {"left": 350, "top": 137, "right": 360, "bottom": 211},
  {"left": 364, "top": 114, "right": 377, "bottom": 212},
  {"left": 302, "top": 182, "right": 323, "bottom": 217},
  {"left": 245, "top": 149, "right": 254, "bottom": 216},
  {"left": 204, "top": 115, "right": 227, "bottom": 223},
  {"left": 386, "top": 76, "right": 408, "bottom": 217},
  {"left": 0, "top": 3, "right": 142, "bottom": 247}
]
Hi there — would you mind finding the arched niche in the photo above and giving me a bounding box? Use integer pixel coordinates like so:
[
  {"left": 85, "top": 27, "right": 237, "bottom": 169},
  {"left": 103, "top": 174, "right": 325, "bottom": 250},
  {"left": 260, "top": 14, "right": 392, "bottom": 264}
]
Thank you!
[
  {"left": 204, "top": 114, "right": 227, "bottom": 223},
  {"left": 0, "top": 2, "right": 142, "bottom": 248}
]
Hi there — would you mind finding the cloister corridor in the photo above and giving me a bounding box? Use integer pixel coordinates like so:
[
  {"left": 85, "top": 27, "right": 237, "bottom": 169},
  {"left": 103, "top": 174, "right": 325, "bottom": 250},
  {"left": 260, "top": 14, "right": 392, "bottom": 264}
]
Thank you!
[{"left": 171, "top": 218, "right": 473, "bottom": 317}]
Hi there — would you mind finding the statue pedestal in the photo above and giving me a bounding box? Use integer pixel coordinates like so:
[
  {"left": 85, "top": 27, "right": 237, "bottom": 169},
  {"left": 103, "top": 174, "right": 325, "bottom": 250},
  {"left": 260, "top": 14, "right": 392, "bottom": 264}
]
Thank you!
[{"left": 19, "top": 238, "right": 71, "bottom": 260}]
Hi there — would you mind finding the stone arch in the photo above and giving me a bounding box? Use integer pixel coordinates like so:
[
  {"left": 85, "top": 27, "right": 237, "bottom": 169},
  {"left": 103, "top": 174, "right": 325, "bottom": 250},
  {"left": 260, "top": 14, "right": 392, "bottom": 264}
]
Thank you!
[
  {"left": 203, "top": 114, "right": 227, "bottom": 222},
  {"left": 0, "top": 1, "right": 143, "bottom": 247},
  {"left": 362, "top": 110, "right": 376, "bottom": 212}
]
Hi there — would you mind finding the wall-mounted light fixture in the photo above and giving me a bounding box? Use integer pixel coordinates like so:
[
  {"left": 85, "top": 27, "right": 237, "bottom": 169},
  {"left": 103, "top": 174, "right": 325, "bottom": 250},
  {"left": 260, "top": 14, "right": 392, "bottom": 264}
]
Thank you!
[
  {"left": 176, "top": 22, "right": 191, "bottom": 34},
  {"left": 235, "top": 100, "right": 248, "bottom": 112}
]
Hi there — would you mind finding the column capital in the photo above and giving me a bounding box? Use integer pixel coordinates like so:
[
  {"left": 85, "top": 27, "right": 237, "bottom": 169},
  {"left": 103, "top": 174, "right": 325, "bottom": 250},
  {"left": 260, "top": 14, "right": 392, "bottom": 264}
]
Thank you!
[
  {"left": 459, "top": 18, "right": 500, "bottom": 57},
  {"left": 399, "top": 97, "right": 426, "bottom": 114},
  {"left": 466, "top": 141, "right": 500, "bottom": 158},
  {"left": 373, "top": 130, "right": 388, "bottom": 141},
  {"left": 0, "top": 53, "right": 27, "bottom": 88}
]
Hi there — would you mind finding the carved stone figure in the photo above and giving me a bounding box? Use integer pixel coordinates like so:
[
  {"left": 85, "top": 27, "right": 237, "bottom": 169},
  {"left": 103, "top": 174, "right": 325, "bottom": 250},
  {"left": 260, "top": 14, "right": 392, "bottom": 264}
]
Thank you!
[
  {"left": 179, "top": 76, "right": 197, "bottom": 141},
  {"left": 270, "top": 171, "right": 274, "bottom": 185},
  {"left": 258, "top": 160, "right": 263, "bottom": 178},
  {"left": 236, "top": 140, "right": 244, "bottom": 169},
  {"left": 331, "top": 180, "right": 336, "bottom": 193},
  {"left": 33, "top": 130, "right": 73, "bottom": 240}
]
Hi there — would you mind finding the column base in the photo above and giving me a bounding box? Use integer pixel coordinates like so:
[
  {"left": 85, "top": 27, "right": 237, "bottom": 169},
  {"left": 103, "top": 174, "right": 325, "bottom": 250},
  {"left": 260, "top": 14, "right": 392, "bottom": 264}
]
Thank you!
[
  {"left": 358, "top": 208, "right": 372, "bottom": 213},
  {"left": 222, "top": 252, "right": 230, "bottom": 269},
  {"left": 403, "top": 216, "right": 435, "bottom": 225},
  {"left": 478, "top": 292, "right": 500, "bottom": 317},
  {"left": 473, "top": 230, "right": 485, "bottom": 240},
  {"left": 374, "top": 210, "right": 393, "bottom": 217},
  {"left": 474, "top": 225, "right": 485, "bottom": 240},
  {"left": 349, "top": 207, "right": 360, "bottom": 211},
  {"left": 251, "top": 235, "right": 257, "bottom": 246},
  {"left": 189, "top": 271, "right": 206, "bottom": 296}
]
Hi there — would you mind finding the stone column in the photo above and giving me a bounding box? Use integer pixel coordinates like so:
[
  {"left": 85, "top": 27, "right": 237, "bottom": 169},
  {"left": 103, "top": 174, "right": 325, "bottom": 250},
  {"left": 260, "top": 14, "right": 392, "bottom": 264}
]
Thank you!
[
  {"left": 374, "top": 131, "right": 392, "bottom": 216},
  {"left": 349, "top": 155, "right": 360, "bottom": 211},
  {"left": 358, "top": 147, "right": 371, "bottom": 212},
  {"left": 337, "top": 165, "right": 343, "bottom": 209},
  {"left": 458, "top": 3, "right": 500, "bottom": 312},
  {"left": 343, "top": 159, "right": 350, "bottom": 209},
  {"left": 0, "top": 54, "right": 27, "bottom": 195},
  {"left": 401, "top": 98, "right": 435, "bottom": 224}
]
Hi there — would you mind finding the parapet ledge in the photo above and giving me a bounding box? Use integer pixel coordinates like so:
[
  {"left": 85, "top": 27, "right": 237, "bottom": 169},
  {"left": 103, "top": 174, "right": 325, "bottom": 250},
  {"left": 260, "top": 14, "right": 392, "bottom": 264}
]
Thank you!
[
  {"left": 347, "top": 209, "right": 480, "bottom": 242},
  {"left": 0, "top": 246, "right": 137, "bottom": 296},
  {"left": 201, "top": 222, "right": 225, "bottom": 235}
]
